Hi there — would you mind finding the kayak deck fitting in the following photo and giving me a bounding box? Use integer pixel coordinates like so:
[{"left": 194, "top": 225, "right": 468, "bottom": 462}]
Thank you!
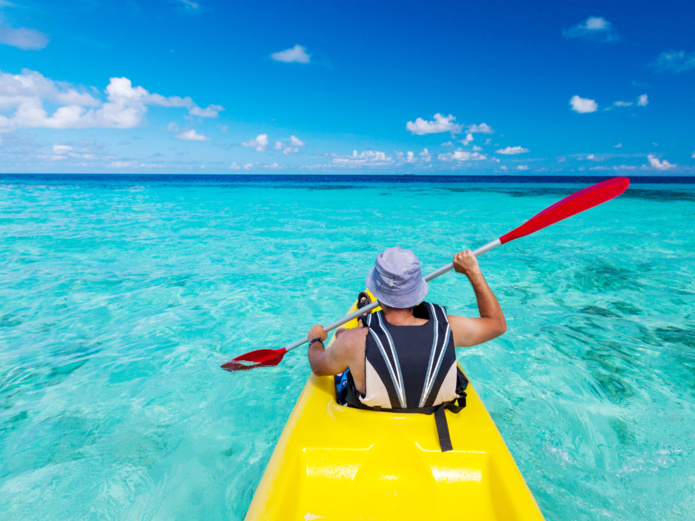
[{"left": 244, "top": 293, "right": 545, "bottom": 520}]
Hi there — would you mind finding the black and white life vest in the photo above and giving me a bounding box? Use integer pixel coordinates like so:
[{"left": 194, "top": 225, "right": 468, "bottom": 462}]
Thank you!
[{"left": 344, "top": 302, "right": 469, "bottom": 451}]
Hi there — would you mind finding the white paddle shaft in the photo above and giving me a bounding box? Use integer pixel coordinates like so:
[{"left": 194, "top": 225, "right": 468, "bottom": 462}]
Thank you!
[{"left": 282, "top": 238, "right": 502, "bottom": 353}]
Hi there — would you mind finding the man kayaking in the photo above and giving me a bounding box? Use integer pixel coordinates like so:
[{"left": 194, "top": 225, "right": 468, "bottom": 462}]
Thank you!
[{"left": 307, "top": 246, "right": 506, "bottom": 411}]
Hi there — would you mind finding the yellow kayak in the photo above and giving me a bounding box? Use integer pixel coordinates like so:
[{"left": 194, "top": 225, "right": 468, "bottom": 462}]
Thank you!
[{"left": 245, "top": 292, "right": 545, "bottom": 520}]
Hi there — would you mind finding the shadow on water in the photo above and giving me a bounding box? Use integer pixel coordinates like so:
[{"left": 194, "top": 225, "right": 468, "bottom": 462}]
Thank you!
[
  {"left": 449, "top": 187, "right": 582, "bottom": 198},
  {"left": 609, "top": 301, "right": 642, "bottom": 316},
  {"left": 1, "top": 342, "right": 102, "bottom": 410},
  {"left": 447, "top": 186, "right": 695, "bottom": 203},
  {"left": 572, "top": 263, "right": 641, "bottom": 293},
  {"left": 576, "top": 319, "right": 695, "bottom": 400},
  {"left": 622, "top": 189, "right": 695, "bottom": 203},
  {"left": 655, "top": 325, "right": 695, "bottom": 349},
  {"left": 0, "top": 410, "right": 29, "bottom": 435},
  {"left": 609, "top": 417, "right": 635, "bottom": 445},
  {"left": 581, "top": 306, "right": 620, "bottom": 318},
  {"left": 0, "top": 313, "right": 23, "bottom": 327},
  {"left": 0, "top": 412, "right": 102, "bottom": 479},
  {"left": 592, "top": 371, "right": 635, "bottom": 404},
  {"left": 304, "top": 185, "right": 356, "bottom": 191}
]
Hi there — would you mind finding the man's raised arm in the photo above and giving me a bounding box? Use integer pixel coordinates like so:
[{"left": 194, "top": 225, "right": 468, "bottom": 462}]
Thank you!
[{"left": 448, "top": 250, "right": 507, "bottom": 347}]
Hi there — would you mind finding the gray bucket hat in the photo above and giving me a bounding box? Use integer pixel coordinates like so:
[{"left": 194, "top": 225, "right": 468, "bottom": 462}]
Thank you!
[{"left": 366, "top": 246, "right": 428, "bottom": 308}]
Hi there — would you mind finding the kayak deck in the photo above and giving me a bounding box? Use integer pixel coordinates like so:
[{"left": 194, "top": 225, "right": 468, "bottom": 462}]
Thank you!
[{"left": 245, "top": 298, "right": 544, "bottom": 520}]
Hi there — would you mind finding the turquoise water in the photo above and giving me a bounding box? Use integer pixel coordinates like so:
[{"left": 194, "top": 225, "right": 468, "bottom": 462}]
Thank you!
[{"left": 0, "top": 175, "right": 693, "bottom": 520}]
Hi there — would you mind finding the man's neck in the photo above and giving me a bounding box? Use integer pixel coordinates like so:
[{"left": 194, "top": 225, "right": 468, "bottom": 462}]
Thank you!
[{"left": 381, "top": 305, "right": 418, "bottom": 326}]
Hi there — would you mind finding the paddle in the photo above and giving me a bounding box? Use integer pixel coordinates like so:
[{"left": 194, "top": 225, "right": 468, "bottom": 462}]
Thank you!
[{"left": 221, "top": 176, "right": 630, "bottom": 371}]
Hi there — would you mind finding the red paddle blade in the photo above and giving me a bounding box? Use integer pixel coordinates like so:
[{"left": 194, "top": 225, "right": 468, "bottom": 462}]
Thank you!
[
  {"left": 500, "top": 177, "right": 630, "bottom": 244},
  {"left": 221, "top": 347, "right": 287, "bottom": 372}
]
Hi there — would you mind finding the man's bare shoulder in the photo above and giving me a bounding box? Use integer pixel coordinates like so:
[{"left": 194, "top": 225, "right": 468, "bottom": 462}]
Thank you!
[{"left": 334, "top": 326, "right": 368, "bottom": 352}]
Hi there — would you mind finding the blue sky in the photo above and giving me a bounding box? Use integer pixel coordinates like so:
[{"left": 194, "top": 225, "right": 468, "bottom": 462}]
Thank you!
[{"left": 0, "top": 0, "right": 693, "bottom": 174}]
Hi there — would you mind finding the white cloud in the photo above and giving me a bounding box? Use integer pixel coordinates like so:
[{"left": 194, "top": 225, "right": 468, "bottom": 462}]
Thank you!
[
  {"left": 36, "top": 140, "right": 104, "bottom": 162},
  {"left": 563, "top": 17, "right": 619, "bottom": 42},
  {"left": 242, "top": 133, "right": 269, "bottom": 152},
  {"left": 243, "top": 162, "right": 256, "bottom": 170},
  {"left": 189, "top": 104, "right": 223, "bottom": 117},
  {"left": 586, "top": 154, "right": 599, "bottom": 160},
  {"left": 0, "top": 70, "right": 223, "bottom": 130},
  {"left": 109, "top": 160, "right": 138, "bottom": 168},
  {"left": 461, "top": 133, "right": 473, "bottom": 145},
  {"left": 406, "top": 113, "right": 462, "bottom": 135},
  {"left": 570, "top": 95, "right": 598, "bottom": 113},
  {"left": 573, "top": 16, "right": 608, "bottom": 30},
  {"left": 273, "top": 135, "right": 305, "bottom": 154},
  {"left": 647, "top": 154, "right": 675, "bottom": 170},
  {"left": 271, "top": 44, "right": 310, "bottom": 64},
  {"left": 472, "top": 145, "right": 482, "bottom": 151},
  {"left": 229, "top": 162, "right": 241, "bottom": 170},
  {"left": 0, "top": 25, "right": 49, "bottom": 50},
  {"left": 692, "top": 151, "right": 695, "bottom": 159},
  {"left": 175, "top": 129, "right": 209, "bottom": 141},
  {"left": 266, "top": 162, "right": 282, "bottom": 169},
  {"left": 614, "top": 143, "right": 623, "bottom": 148},
  {"left": 52, "top": 144, "right": 72, "bottom": 154},
  {"left": 438, "top": 149, "right": 487, "bottom": 162},
  {"left": 517, "top": 165, "right": 529, "bottom": 171},
  {"left": 0, "top": 69, "right": 99, "bottom": 111},
  {"left": 108, "top": 160, "right": 162, "bottom": 168},
  {"left": 289, "top": 135, "right": 305, "bottom": 147},
  {"left": 496, "top": 146, "right": 529, "bottom": 155},
  {"left": 609, "top": 94, "right": 648, "bottom": 110},
  {"left": 651, "top": 50, "right": 695, "bottom": 73},
  {"left": 395, "top": 149, "right": 430, "bottom": 165},
  {"left": 467, "top": 123, "right": 494, "bottom": 134},
  {"left": 179, "top": 0, "right": 199, "bottom": 9},
  {"left": 332, "top": 150, "right": 393, "bottom": 166}
]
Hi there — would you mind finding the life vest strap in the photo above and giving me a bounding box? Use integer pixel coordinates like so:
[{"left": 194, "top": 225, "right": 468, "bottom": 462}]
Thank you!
[{"left": 344, "top": 367, "right": 469, "bottom": 452}]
